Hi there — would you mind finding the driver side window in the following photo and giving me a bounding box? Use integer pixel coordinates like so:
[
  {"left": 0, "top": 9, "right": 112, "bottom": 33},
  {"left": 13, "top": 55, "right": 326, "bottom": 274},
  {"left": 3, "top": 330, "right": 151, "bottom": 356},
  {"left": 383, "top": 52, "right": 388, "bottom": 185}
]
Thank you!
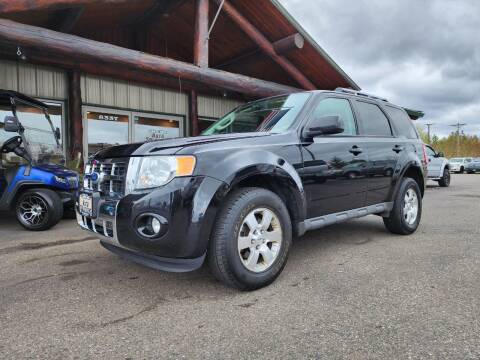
[{"left": 311, "top": 98, "right": 357, "bottom": 135}]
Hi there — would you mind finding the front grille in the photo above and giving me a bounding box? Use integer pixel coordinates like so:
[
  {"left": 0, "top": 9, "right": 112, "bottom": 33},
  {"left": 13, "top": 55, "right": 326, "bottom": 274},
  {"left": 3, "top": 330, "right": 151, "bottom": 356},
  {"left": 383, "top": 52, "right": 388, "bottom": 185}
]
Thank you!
[{"left": 83, "top": 158, "right": 127, "bottom": 196}]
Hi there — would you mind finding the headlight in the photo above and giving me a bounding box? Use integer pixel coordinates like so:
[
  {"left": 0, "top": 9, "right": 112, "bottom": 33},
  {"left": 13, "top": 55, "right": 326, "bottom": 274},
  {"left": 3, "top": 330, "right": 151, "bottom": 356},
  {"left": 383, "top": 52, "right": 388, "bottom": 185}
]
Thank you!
[
  {"left": 127, "top": 156, "right": 196, "bottom": 192},
  {"left": 54, "top": 176, "right": 67, "bottom": 184}
]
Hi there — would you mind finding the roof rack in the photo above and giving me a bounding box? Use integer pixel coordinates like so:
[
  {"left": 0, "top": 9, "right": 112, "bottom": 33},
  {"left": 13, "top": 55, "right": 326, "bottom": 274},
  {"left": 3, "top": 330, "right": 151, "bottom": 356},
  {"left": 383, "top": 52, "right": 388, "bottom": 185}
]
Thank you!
[{"left": 334, "top": 88, "right": 388, "bottom": 102}]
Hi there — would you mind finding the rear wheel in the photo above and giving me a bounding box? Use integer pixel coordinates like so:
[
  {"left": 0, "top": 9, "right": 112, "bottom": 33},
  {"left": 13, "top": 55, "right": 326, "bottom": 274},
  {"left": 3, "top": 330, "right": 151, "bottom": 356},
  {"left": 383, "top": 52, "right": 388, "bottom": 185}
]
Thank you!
[
  {"left": 383, "top": 178, "right": 422, "bottom": 235},
  {"left": 208, "top": 187, "right": 292, "bottom": 290},
  {"left": 15, "top": 189, "right": 63, "bottom": 231},
  {"left": 438, "top": 168, "right": 450, "bottom": 187}
]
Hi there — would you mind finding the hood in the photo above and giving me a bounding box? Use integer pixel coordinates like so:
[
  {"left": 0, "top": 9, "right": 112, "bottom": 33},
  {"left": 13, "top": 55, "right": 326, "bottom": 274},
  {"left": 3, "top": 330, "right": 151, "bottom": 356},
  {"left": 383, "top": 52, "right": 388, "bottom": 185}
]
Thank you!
[
  {"left": 34, "top": 163, "right": 78, "bottom": 177},
  {"left": 95, "top": 133, "right": 272, "bottom": 158}
]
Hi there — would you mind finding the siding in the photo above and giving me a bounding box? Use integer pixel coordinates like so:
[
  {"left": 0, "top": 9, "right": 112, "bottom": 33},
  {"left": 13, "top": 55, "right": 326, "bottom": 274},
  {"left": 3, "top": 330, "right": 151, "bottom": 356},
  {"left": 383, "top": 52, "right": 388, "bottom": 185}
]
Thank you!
[
  {"left": 198, "top": 95, "right": 244, "bottom": 119},
  {"left": 80, "top": 74, "right": 189, "bottom": 116},
  {"left": 0, "top": 60, "right": 67, "bottom": 100}
]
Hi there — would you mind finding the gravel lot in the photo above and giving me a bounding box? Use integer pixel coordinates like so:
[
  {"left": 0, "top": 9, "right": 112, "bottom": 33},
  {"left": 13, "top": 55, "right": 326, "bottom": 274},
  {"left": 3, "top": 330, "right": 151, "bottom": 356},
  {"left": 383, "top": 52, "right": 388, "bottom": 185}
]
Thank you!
[{"left": 0, "top": 174, "right": 479, "bottom": 359}]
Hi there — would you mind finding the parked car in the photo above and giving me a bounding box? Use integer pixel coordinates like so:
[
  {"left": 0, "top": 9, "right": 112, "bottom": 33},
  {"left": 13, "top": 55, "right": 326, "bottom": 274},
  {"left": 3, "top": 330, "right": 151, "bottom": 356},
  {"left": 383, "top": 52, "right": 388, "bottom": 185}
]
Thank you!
[
  {"left": 0, "top": 90, "right": 79, "bottom": 230},
  {"left": 449, "top": 157, "right": 473, "bottom": 173},
  {"left": 466, "top": 158, "right": 480, "bottom": 173},
  {"left": 76, "top": 89, "right": 427, "bottom": 290},
  {"left": 425, "top": 145, "right": 450, "bottom": 187}
]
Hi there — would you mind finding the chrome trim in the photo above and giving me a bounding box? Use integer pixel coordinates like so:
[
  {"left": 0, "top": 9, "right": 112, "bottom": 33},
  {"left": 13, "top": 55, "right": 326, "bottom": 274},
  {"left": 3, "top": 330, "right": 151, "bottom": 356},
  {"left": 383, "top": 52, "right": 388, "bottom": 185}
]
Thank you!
[{"left": 304, "top": 202, "right": 394, "bottom": 231}]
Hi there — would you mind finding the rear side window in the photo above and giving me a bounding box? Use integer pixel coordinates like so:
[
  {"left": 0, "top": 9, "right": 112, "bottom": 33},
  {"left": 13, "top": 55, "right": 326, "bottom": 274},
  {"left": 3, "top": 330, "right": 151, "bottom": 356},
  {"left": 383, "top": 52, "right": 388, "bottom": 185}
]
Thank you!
[
  {"left": 311, "top": 97, "right": 357, "bottom": 135},
  {"left": 384, "top": 105, "right": 418, "bottom": 139},
  {"left": 355, "top": 101, "right": 392, "bottom": 136}
]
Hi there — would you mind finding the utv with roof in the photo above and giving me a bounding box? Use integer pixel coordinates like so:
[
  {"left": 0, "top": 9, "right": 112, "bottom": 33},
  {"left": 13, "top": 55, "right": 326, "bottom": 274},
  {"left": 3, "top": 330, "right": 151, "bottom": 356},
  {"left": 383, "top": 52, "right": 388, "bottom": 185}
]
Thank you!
[
  {"left": 0, "top": 90, "right": 79, "bottom": 230},
  {"left": 76, "top": 88, "right": 427, "bottom": 290}
]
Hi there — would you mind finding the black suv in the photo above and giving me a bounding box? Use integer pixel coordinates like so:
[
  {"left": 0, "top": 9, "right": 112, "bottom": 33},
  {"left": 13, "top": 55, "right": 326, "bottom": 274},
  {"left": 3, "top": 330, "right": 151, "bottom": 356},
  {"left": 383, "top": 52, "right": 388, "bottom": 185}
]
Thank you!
[{"left": 77, "top": 89, "right": 427, "bottom": 290}]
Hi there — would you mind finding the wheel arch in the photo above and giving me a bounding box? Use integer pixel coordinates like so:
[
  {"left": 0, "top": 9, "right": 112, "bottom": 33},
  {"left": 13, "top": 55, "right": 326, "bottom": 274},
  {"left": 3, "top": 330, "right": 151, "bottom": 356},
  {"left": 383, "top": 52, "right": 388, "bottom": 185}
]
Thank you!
[
  {"left": 394, "top": 164, "right": 425, "bottom": 200},
  {"left": 200, "top": 149, "right": 307, "bottom": 238}
]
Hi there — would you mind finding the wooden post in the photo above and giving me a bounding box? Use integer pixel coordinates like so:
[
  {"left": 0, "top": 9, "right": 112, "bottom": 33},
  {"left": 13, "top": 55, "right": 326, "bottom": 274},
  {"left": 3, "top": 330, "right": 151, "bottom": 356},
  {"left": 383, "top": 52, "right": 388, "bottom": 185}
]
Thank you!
[
  {"left": 194, "top": 0, "right": 209, "bottom": 68},
  {"left": 189, "top": 90, "right": 199, "bottom": 137},
  {"left": 68, "top": 70, "right": 83, "bottom": 167},
  {"left": 191, "top": 0, "right": 209, "bottom": 136}
]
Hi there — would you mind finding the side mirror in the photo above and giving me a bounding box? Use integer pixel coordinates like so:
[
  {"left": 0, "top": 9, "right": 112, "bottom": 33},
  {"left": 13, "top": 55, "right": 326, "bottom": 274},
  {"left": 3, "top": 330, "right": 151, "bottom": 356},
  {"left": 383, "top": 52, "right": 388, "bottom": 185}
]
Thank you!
[
  {"left": 304, "top": 115, "right": 344, "bottom": 139},
  {"left": 3, "top": 116, "right": 20, "bottom": 133},
  {"left": 437, "top": 152, "right": 444, "bottom": 158},
  {"left": 55, "top": 127, "right": 61, "bottom": 140}
]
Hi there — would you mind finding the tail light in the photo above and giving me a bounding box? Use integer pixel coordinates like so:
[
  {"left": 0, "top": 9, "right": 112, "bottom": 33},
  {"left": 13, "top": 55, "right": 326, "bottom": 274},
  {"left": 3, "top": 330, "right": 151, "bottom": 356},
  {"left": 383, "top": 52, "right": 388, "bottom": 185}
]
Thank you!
[{"left": 421, "top": 144, "right": 428, "bottom": 165}]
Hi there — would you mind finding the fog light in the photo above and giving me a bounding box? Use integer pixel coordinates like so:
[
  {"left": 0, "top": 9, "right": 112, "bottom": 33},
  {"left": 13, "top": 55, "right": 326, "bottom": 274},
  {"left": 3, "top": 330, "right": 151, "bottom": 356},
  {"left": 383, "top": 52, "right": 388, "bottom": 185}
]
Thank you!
[
  {"left": 135, "top": 213, "right": 168, "bottom": 239},
  {"left": 151, "top": 217, "right": 161, "bottom": 234}
]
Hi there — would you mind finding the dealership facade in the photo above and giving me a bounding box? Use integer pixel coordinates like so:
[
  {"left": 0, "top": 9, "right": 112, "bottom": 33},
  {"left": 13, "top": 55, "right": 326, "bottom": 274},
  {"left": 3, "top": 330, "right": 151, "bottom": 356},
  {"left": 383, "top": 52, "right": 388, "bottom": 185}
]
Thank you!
[{"left": 0, "top": 0, "right": 359, "bottom": 164}]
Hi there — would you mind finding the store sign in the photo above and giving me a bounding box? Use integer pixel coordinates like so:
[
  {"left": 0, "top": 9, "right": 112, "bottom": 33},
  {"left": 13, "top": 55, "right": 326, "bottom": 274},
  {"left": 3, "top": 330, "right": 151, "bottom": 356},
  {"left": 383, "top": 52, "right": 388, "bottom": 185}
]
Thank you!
[
  {"left": 87, "top": 112, "right": 128, "bottom": 123},
  {"left": 146, "top": 129, "right": 168, "bottom": 141}
]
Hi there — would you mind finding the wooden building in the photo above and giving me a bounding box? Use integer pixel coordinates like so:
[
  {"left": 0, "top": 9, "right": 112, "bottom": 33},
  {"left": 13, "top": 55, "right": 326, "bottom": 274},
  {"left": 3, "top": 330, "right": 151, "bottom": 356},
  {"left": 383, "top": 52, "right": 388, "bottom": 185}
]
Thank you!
[{"left": 0, "top": 0, "right": 359, "bottom": 162}]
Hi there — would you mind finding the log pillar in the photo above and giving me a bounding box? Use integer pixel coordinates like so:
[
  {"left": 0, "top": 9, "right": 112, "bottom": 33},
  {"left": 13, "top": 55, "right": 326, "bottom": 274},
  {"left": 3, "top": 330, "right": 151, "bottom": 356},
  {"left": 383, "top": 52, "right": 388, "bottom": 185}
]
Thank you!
[
  {"left": 189, "top": 90, "right": 199, "bottom": 137},
  {"left": 68, "top": 70, "right": 83, "bottom": 168},
  {"left": 191, "top": 0, "right": 209, "bottom": 136}
]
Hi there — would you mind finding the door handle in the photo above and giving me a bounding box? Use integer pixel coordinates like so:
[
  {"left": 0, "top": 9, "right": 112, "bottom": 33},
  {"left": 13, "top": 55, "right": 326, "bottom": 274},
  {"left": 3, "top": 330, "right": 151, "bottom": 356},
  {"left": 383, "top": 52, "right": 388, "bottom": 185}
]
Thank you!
[
  {"left": 349, "top": 145, "right": 363, "bottom": 155},
  {"left": 392, "top": 144, "right": 404, "bottom": 153}
]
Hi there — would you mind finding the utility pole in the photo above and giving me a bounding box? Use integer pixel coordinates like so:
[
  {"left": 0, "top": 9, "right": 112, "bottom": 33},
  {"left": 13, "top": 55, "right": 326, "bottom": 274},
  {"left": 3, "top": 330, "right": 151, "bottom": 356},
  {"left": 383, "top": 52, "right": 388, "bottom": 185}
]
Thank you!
[
  {"left": 425, "top": 123, "right": 434, "bottom": 143},
  {"left": 449, "top": 122, "right": 466, "bottom": 156}
]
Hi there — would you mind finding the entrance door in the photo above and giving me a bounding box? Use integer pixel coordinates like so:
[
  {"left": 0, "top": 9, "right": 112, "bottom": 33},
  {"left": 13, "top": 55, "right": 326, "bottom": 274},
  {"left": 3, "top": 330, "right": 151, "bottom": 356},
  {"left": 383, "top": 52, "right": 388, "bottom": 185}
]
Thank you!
[{"left": 83, "top": 107, "right": 130, "bottom": 159}]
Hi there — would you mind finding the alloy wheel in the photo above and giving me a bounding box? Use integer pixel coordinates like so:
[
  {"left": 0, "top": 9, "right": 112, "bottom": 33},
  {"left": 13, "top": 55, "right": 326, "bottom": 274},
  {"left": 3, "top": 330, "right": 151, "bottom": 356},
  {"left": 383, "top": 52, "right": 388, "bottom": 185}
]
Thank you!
[
  {"left": 237, "top": 208, "right": 282, "bottom": 273},
  {"left": 403, "top": 188, "right": 418, "bottom": 225},
  {"left": 18, "top": 194, "right": 48, "bottom": 226}
]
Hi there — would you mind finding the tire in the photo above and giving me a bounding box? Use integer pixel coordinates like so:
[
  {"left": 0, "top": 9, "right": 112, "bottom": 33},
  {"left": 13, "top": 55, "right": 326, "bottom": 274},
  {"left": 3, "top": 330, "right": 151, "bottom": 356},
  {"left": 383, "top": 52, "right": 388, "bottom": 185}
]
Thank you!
[
  {"left": 15, "top": 189, "right": 63, "bottom": 231},
  {"left": 438, "top": 168, "right": 451, "bottom": 187},
  {"left": 383, "top": 178, "right": 422, "bottom": 235},
  {"left": 460, "top": 166, "right": 464, "bottom": 174},
  {"left": 208, "top": 187, "right": 292, "bottom": 291}
]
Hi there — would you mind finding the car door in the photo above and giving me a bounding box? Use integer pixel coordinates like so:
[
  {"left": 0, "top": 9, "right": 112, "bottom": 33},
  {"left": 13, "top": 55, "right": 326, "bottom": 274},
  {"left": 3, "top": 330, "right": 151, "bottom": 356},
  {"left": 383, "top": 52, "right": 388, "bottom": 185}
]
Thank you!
[
  {"left": 300, "top": 96, "right": 369, "bottom": 218},
  {"left": 425, "top": 145, "right": 443, "bottom": 178},
  {"left": 353, "top": 100, "right": 400, "bottom": 206}
]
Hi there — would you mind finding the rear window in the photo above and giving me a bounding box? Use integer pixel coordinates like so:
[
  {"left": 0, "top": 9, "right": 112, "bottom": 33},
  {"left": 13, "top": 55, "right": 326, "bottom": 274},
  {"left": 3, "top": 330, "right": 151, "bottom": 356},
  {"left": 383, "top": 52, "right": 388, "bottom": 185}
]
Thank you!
[
  {"left": 384, "top": 105, "right": 418, "bottom": 139},
  {"left": 355, "top": 101, "right": 392, "bottom": 136}
]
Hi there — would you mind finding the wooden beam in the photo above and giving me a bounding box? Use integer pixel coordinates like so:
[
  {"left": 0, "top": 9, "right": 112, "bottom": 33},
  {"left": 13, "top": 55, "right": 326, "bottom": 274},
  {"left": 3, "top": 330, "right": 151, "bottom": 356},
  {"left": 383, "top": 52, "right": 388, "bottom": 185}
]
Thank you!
[
  {"left": 0, "top": 19, "right": 301, "bottom": 98},
  {"left": 273, "top": 33, "right": 304, "bottom": 55},
  {"left": 67, "top": 70, "right": 83, "bottom": 164},
  {"left": 214, "top": 34, "right": 303, "bottom": 70},
  {"left": 193, "top": 0, "right": 209, "bottom": 68},
  {"left": 212, "top": 0, "right": 315, "bottom": 90},
  {"left": 48, "top": 7, "right": 84, "bottom": 33},
  {"left": 189, "top": 90, "right": 199, "bottom": 136},
  {"left": 0, "top": 0, "right": 128, "bottom": 14}
]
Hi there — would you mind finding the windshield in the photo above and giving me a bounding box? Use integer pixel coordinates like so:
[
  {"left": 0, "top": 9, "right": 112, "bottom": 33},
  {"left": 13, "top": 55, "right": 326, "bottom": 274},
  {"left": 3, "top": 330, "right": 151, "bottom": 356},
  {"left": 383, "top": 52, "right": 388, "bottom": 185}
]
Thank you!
[
  {"left": 450, "top": 158, "right": 462, "bottom": 162},
  {"left": 202, "top": 93, "right": 311, "bottom": 135},
  {"left": 14, "top": 100, "right": 63, "bottom": 165}
]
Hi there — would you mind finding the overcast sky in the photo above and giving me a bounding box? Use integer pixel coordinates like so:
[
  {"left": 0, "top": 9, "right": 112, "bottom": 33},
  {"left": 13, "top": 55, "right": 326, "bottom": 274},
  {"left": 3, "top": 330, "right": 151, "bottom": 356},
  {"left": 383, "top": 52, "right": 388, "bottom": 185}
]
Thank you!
[{"left": 279, "top": 0, "right": 480, "bottom": 138}]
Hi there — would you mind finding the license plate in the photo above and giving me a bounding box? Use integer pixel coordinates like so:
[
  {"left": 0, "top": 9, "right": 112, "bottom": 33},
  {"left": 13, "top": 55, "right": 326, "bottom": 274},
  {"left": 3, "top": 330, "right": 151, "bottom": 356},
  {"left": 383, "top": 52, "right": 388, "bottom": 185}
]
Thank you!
[{"left": 79, "top": 193, "right": 93, "bottom": 216}]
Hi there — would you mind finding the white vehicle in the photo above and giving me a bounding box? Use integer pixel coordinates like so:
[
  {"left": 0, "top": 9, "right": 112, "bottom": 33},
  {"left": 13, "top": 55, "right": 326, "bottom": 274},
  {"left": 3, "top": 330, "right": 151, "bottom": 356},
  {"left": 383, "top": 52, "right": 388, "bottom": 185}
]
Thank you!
[
  {"left": 449, "top": 157, "right": 473, "bottom": 173},
  {"left": 425, "top": 145, "right": 450, "bottom": 187}
]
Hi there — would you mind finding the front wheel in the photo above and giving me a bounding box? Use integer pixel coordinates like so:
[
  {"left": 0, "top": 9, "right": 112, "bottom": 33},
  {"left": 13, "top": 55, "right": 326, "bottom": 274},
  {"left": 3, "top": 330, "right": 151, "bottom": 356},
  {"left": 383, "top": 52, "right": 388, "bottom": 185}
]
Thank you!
[
  {"left": 208, "top": 187, "right": 292, "bottom": 290},
  {"left": 438, "top": 168, "right": 450, "bottom": 187},
  {"left": 15, "top": 189, "right": 63, "bottom": 231},
  {"left": 383, "top": 178, "right": 422, "bottom": 235}
]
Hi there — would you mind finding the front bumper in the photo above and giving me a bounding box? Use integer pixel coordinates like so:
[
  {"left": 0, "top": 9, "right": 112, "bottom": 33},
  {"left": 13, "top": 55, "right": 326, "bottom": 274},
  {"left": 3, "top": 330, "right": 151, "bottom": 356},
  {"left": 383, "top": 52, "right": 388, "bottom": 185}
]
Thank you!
[
  {"left": 76, "top": 176, "right": 227, "bottom": 272},
  {"left": 450, "top": 165, "right": 462, "bottom": 172}
]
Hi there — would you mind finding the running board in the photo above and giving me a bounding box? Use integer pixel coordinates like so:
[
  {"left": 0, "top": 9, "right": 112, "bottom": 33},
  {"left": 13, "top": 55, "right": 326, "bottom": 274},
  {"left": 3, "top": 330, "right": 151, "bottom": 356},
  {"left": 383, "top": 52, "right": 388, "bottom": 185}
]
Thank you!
[{"left": 301, "top": 202, "right": 394, "bottom": 233}]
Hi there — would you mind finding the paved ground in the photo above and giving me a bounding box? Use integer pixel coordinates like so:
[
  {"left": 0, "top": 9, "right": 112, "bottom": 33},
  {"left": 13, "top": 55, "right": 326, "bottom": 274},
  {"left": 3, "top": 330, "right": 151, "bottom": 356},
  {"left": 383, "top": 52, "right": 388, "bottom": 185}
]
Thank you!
[{"left": 0, "top": 174, "right": 479, "bottom": 359}]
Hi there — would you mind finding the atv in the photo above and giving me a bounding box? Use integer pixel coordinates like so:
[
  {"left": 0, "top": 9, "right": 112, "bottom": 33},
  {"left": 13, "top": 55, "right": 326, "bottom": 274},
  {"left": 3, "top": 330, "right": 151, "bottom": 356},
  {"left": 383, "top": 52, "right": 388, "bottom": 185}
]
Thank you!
[{"left": 0, "top": 90, "right": 79, "bottom": 230}]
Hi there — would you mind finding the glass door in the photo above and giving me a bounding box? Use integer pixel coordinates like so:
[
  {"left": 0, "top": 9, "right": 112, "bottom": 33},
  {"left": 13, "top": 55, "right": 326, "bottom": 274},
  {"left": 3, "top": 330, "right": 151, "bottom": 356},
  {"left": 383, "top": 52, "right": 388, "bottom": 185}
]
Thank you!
[
  {"left": 83, "top": 107, "right": 130, "bottom": 159},
  {"left": 132, "top": 112, "right": 183, "bottom": 143}
]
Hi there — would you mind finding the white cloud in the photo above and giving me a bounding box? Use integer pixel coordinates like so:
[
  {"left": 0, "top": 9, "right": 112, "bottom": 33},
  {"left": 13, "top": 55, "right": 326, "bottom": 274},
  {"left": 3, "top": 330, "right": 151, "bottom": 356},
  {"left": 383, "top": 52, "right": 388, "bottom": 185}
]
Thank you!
[{"left": 279, "top": 0, "right": 480, "bottom": 138}]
